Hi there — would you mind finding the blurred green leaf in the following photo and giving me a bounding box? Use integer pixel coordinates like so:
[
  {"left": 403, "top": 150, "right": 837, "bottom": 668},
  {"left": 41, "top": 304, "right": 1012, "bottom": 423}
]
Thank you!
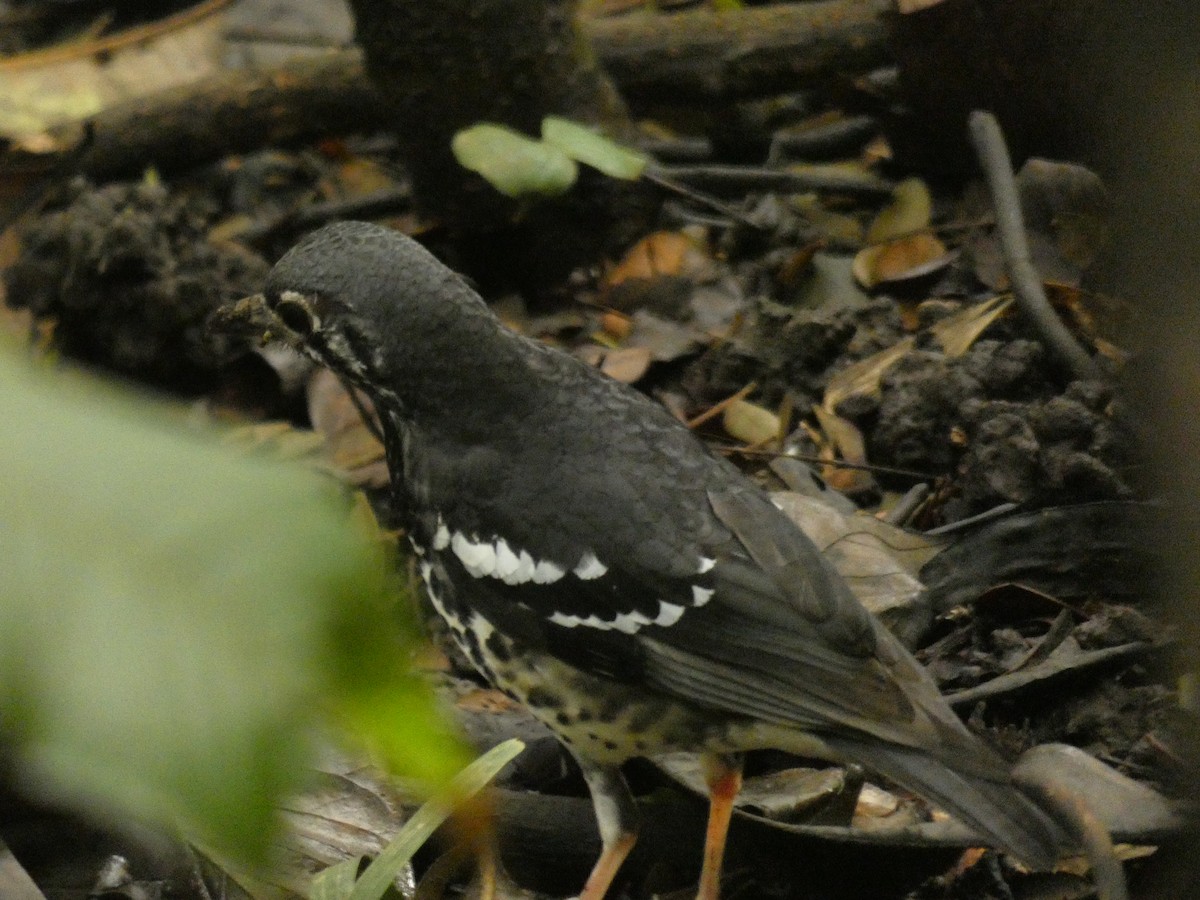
[
  {"left": 309, "top": 739, "right": 525, "bottom": 900},
  {"left": 309, "top": 858, "right": 362, "bottom": 900},
  {"left": 451, "top": 123, "right": 577, "bottom": 198},
  {"left": 0, "top": 345, "right": 464, "bottom": 863},
  {"left": 541, "top": 117, "right": 648, "bottom": 180}
]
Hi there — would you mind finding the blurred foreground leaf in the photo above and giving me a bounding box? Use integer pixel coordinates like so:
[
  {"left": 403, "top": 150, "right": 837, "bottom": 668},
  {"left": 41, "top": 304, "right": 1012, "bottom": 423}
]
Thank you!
[
  {"left": 309, "top": 738, "right": 524, "bottom": 900},
  {"left": 0, "top": 345, "right": 466, "bottom": 864}
]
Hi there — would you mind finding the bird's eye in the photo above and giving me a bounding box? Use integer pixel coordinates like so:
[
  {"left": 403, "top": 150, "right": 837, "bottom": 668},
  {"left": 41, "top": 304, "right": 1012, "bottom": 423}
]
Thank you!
[{"left": 275, "top": 298, "right": 315, "bottom": 336}]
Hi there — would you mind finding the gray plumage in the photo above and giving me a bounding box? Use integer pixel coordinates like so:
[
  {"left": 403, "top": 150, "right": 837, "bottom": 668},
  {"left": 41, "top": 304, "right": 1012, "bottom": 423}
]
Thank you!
[{"left": 261, "top": 220, "right": 1070, "bottom": 872}]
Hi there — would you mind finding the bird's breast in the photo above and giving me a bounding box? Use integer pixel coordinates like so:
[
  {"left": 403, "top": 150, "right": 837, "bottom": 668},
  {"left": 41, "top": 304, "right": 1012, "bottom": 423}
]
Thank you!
[{"left": 414, "top": 542, "right": 742, "bottom": 765}]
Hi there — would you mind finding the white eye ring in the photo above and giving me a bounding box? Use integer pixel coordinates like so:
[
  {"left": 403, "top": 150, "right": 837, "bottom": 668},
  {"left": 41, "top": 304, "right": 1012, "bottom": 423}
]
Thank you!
[{"left": 276, "top": 290, "right": 319, "bottom": 335}]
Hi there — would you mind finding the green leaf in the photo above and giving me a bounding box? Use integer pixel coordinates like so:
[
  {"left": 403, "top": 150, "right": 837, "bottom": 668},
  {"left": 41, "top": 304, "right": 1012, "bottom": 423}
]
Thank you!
[
  {"left": 541, "top": 116, "right": 648, "bottom": 180},
  {"left": 0, "top": 345, "right": 460, "bottom": 863},
  {"left": 451, "top": 123, "right": 577, "bottom": 198},
  {"left": 309, "top": 858, "right": 363, "bottom": 900},
  {"left": 309, "top": 739, "right": 525, "bottom": 900}
]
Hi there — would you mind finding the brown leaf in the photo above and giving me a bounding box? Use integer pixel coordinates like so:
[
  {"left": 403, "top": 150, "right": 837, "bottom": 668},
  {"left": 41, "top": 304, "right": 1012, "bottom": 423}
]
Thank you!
[
  {"left": 865, "top": 177, "right": 933, "bottom": 244},
  {"left": 1017, "top": 158, "right": 1110, "bottom": 273},
  {"left": 812, "top": 405, "right": 873, "bottom": 494},
  {"left": 928, "top": 295, "right": 1013, "bottom": 357},
  {"left": 853, "top": 232, "right": 953, "bottom": 289},
  {"left": 599, "top": 345, "right": 652, "bottom": 383},
  {"left": 600, "top": 309, "right": 633, "bottom": 340},
  {"left": 723, "top": 398, "right": 781, "bottom": 446},
  {"left": 823, "top": 338, "right": 915, "bottom": 412},
  {"left": 605, "top": 230, "right": 708, "bottom": 286}
]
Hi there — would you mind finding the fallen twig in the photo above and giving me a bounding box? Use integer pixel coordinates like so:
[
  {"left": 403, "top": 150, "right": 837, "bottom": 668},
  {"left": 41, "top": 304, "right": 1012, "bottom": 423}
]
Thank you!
[
  {"left": 686, "top": 382, "right": 758, "bottom": 430},
  {"left": 25, "top": 0, "right": 891, "bottom": 181},
  {"left": 656, "top": 163, "right": 894, "bottom": 199},
  {"left": 1013, "top": 758, "right": 1129, "bottom": 900},
  {"left": 945, "top": 641, "right": 1153, "bottom": 708},
  {"left": 967, "top": 111, "right": 1100, "bottom": 380}
]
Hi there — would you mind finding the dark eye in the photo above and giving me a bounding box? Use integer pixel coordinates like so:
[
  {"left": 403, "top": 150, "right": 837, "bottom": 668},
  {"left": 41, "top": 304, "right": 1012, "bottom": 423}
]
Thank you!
[{"left": 275, "top": 298, "right": 315, "bottom": 336}]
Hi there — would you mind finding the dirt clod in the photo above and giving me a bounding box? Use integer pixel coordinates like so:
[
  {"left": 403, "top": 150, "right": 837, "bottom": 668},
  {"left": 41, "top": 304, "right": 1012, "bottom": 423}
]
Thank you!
[{"left": 4, "top": 178, "right": 268, "bottom": 391}]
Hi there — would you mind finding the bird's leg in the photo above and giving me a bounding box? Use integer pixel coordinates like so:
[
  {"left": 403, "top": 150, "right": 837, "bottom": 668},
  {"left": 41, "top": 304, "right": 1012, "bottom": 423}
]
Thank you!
[
  {"left": 576, "top": 759, "right": 639, "bottom": 900},
  {"left": 697, "top": 751, "right": 744, "bottom": 900},
  {"left": 452, "top": 791, "right": 500, "bottom": 900}
]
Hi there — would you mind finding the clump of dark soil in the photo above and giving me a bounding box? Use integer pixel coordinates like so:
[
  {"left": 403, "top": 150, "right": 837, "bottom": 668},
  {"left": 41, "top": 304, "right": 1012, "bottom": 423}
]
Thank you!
[
  {"left": 868, "top": 338, "right": 1132, "bottom": 518},
  {"left": 4, "top": 177, "right": 268, "bottom": 392}
]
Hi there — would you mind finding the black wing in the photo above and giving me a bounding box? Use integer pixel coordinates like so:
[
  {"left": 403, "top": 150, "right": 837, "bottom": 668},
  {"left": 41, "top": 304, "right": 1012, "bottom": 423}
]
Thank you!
[{"left": 418, "top": 460, "right": 973, "bottom": 759}]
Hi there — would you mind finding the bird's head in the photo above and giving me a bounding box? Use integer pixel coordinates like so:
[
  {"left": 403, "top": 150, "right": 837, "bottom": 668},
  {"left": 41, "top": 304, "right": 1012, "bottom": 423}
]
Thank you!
[{"left": 236, "top": 221, "right": 520, "bottom": 419}]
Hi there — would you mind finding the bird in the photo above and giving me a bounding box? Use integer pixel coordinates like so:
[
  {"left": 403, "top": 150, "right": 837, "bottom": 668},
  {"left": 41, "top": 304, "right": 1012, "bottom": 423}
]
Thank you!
[{"left": 249, "top": 220, "right": 1069, "bottom": 899}]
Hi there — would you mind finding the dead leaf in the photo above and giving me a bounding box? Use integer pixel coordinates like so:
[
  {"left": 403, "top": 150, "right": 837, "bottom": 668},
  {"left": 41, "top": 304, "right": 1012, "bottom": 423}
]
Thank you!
[
  {"left": 897, "top": 0, "right": 947, "bottom": 12},
  {"left": 600, "top": 310, "right": 633, "bottom": 341},
  {"left": 787, "top": 194, "right": 864, "bottom": 246},
  {"left": 625, "top": 309, "right": 703, "bottom": 361},
  {"left": 866, "top": 177, "right": 933, "bottom": 244},
  {"left": 605, "top": 230, "right": 708, "bottom": 286},
  {"left": 1017, "top": 158, "right": 1110, "bottom": 273},
  {"left": 971, "top": 159, "right": 1110, "bottom": 290},
  {"left": 0, "top": 1, "right": 231, "bottom": 139},
  {"left": 335, "top": 157, "right": 401, "bottom": 197},
  {"left": 770, "top": 491, "right": 942, "bottom": 643},
  {"left": 775, "top": 240, "right": 823, "bottom": 288},
  {"left": 861, "top": 134, "right": 893, "bottom": 167},
  {"left": 822, "top": 337, "right": 915, "bottom": 413},
  {"left": 853, "top": 233, "right": 953, "bottom": 289},
  {"left": 928, "top": 295, "right": 1013, "bottom": 357},
  {"left": 723, "top": 398, "right": 781, "bottom": 446},
  {"left": 599, "top": 345, "right": 652, "bottom": 383},
  {"left": 812, "top": 405, "right": 873, "bottom": 494}
]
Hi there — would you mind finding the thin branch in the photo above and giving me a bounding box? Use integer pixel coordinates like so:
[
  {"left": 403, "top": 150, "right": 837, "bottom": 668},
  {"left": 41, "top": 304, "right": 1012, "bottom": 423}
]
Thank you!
[
  {"left": 967, "top": 110, "right": 1100, "bottom": 380},
  {"left": 655, "top": 163, "right": 893, "bottom": 199}
]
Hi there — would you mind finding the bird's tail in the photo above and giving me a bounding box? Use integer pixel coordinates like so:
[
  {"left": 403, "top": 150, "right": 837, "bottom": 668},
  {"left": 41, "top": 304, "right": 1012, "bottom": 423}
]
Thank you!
[{"left": 825, "top": 738, "right": 1071, "bottom": 870}]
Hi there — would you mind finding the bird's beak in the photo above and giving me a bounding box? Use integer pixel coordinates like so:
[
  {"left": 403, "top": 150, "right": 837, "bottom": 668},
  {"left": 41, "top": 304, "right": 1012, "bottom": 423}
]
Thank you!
[{"left": 208, "top": 293, "right": 288, "bottom": 347}]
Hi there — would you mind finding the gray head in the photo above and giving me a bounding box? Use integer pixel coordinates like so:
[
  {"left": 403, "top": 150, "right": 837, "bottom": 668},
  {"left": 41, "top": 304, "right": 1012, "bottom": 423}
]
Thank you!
[{"left": 260, "top": 221, "right": 524, "bottom": 420}]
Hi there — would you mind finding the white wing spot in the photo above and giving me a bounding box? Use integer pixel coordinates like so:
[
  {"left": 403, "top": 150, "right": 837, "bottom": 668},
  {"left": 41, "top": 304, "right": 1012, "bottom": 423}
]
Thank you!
[
  {"left": 692, "top": 585, "right": 716, "bottom": 607},
  {"left": 548, "top": 599, "right": 688, "bottom": 633},
  {"left": 697, "top": 556, "right": 716, "bottom": 574},
  {"left": 433, "top": 519, "right": 451, "bottom": 550},
  {"left": 439, "top": 530, "right": 572, "bottom": 586},
  {"left": 532, "top": 559, "right": 566, "bottom": 584},
  {"left": 510, "top": 548, "right": 536, "bottom": 584},
  {"left": 549, "top": 612, "right": 616, "bottom": 630},
  {"left": 493, "top": 538, "right": 522, "bottom": 581},
  {"left": 451, "top": 532, "right": 497, "bottom": 578},
  {"left": 609, "top": 612, "right": 643, "bottom": 634},
  {"left": 654, "top": 601, "right": 686, "bottom": 626},
  {"left": 574, "top": 551, "right": 608, "bottom": 580}
]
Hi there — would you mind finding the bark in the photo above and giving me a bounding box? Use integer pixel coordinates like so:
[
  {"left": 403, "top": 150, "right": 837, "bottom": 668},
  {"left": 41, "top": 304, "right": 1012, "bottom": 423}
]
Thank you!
[
  {"left": 42, "top": 0, "right": 893, "bottom": 182},
  {"left": 346, "top": 0, "right": 631, "bottom": 234},
  {"left": 592, "top": 0, "right": 893, "bottom": 103}
]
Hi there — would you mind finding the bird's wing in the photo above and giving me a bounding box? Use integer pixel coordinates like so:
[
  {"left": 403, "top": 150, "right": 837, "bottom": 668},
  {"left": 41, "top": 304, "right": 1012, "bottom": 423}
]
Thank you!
[
  {"left": 640, "top": 484, "right": 978, "bottom": 755},
  {"left": 422, "top": 459, "right": 974, "bottom": 757}
]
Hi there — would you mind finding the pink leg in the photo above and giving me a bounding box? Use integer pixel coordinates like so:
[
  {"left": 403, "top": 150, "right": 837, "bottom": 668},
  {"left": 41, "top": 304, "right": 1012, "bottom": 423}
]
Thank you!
[
  {"left": 697, "top": 752, "right": 744, "bottom": 900},
  {"left": 576, "top": 759, "right": 639, "bottom": 900}
]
